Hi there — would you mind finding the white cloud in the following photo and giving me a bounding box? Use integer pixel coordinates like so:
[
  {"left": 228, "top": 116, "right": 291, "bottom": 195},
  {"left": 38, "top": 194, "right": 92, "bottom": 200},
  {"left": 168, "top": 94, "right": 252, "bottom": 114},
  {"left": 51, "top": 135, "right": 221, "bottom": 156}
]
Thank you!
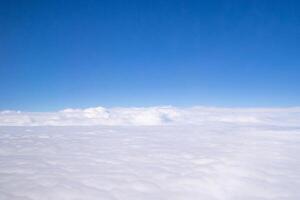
[{"left": 0, "top": 106, "right": 300, "bottom": 126}]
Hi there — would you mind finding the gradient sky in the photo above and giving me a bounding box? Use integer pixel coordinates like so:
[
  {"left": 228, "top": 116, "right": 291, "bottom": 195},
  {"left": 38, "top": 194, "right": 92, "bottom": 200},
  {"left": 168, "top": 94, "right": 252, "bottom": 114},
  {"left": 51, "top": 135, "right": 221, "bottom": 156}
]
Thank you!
[{"left": 1, "top": 0, "right": 300, "bottom": 111}]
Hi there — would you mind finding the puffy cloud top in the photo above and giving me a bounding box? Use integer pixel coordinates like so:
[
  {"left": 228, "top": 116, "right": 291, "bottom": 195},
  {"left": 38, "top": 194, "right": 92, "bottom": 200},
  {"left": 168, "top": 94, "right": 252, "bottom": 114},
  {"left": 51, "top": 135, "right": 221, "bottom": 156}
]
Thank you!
[{"left": 1, "top": 106, "right": 300, "bottom": 126}]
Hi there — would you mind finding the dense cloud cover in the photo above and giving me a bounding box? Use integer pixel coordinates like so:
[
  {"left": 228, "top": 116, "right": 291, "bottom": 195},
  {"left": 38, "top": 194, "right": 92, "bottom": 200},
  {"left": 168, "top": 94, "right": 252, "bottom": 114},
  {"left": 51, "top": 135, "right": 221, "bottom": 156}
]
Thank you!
[
  {"left": 1, "top": 108, "right": 300, "bottom": 199},
  {"left": 1, "top": 106, "right": 300, "bottom": 126},
  {"left": 0, "top": 126, "right": 300, "bottom": 200}
]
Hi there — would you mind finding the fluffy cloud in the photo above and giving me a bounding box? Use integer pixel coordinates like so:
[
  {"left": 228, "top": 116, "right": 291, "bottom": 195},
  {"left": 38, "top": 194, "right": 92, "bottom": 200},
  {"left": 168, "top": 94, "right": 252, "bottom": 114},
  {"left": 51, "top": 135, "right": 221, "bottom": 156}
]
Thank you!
[{"left": 1, "top": 106, "right": 300, "bottom": 126}]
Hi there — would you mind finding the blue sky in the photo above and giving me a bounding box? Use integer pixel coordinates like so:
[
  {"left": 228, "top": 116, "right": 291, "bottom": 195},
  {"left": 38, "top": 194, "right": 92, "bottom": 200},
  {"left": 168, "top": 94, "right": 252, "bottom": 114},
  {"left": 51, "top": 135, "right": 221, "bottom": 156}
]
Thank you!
[{"left": 1, "top": 0, "right": 300, "bottom": 111}]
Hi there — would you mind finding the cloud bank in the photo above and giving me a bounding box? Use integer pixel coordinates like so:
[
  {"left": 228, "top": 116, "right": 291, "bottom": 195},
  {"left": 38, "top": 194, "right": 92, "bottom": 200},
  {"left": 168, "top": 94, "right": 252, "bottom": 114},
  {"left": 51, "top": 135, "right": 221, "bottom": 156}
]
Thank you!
[{"left": 1, "top": 106, "right": 300, "bottom": 126}]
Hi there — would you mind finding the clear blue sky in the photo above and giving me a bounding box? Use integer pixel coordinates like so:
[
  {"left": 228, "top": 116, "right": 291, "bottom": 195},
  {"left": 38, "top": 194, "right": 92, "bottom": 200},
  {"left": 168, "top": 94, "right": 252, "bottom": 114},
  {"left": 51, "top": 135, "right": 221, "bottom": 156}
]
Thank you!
[{"left": 1, "top": 0, "right": 300, "bottom": 111}]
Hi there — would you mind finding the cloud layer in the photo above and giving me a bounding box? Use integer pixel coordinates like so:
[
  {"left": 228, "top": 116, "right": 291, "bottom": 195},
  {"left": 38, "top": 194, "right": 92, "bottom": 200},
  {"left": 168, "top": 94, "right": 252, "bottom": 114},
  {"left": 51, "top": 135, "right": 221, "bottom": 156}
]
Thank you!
[{"left": 1, "top": 106, "right": 300, "bottom": 126}]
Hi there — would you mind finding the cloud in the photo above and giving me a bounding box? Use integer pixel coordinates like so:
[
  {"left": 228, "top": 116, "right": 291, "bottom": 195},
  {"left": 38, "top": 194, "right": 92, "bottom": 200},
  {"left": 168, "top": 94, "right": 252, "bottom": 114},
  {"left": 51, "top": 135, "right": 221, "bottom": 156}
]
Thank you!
[{"left": 1, "top": 106, "right": 300, "bottom": 126}]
